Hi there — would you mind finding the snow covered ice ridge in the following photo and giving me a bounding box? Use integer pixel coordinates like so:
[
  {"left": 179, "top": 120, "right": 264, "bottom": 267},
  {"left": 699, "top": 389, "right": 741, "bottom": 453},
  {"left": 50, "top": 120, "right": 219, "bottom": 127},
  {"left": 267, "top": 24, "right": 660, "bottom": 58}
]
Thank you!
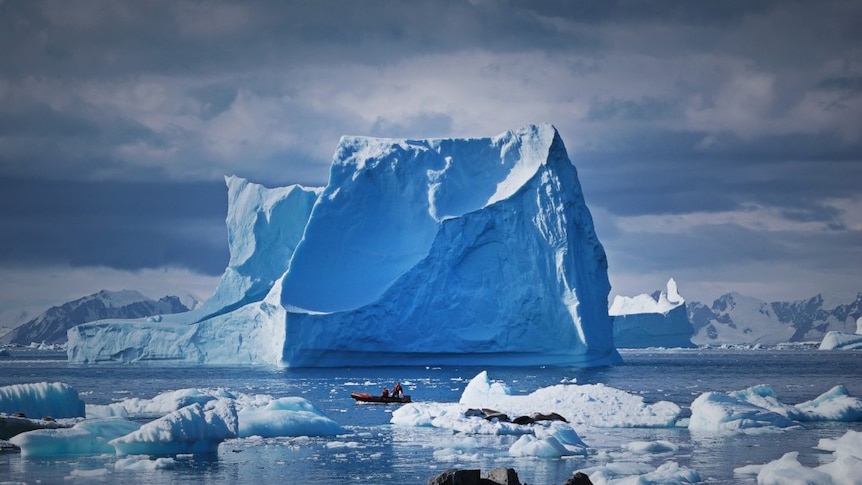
[{"left": 66, "top": 124, "right": 620, "bottom": 368}]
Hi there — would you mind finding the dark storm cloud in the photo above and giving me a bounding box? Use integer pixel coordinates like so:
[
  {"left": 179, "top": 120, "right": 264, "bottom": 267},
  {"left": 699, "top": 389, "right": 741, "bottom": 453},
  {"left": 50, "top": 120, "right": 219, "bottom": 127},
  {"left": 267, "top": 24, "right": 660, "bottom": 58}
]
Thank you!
[
  {"left": 0, "top": 178, "right": 228, "bottom": 275},
  {"left": 0, "top": 0, "right": 860, "bottom": 302}
]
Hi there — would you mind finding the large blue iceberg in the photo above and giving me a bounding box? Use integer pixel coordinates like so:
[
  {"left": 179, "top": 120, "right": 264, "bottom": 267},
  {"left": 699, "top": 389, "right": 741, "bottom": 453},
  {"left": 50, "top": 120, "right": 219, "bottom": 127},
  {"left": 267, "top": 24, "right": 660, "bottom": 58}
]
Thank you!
[{"left": 67, "top": 124, "right": 621, "bottom": 367}]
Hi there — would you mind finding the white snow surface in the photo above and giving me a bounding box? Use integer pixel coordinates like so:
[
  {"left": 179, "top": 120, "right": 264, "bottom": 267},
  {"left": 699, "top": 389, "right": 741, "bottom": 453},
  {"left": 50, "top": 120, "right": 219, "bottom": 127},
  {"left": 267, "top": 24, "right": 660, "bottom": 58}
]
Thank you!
[
  {"left": 0, "top": 382, "right": 85, "bottom": 418},
  {"left": 67, "top": 124, "right": 619, "bottom": 368}
]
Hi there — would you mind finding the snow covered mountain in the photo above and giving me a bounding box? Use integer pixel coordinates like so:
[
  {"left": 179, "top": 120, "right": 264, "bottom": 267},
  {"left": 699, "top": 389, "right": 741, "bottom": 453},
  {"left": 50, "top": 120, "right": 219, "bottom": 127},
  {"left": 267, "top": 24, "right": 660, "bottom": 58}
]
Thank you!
[
  {"left": 687, "top": 292, "right": 862, "bottom": 345},
  {"left": 67, "top": 124, "right": 621, "bottom": 367},
  {"left": 0, "top": 290, "right": 192, "bottom": 346}
]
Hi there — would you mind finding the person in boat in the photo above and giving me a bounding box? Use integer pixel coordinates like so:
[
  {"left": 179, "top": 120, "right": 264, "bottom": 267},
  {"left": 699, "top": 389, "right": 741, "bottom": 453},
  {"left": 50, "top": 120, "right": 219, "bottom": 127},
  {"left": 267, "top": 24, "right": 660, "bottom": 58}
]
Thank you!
[
  {"left": 381, "top": 387, "right": 390, "bottom": 398},
  {"left": 391, "top": 382, "right": 403, "bottom": 398}
]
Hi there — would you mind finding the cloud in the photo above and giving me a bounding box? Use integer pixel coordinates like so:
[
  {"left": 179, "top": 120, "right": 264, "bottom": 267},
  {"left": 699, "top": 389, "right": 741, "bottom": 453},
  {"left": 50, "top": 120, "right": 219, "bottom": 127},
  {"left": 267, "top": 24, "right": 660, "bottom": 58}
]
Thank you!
[
  {"left": 0, "top": 0, "right": 860, "bottom": 306},
  {"left": 0, "top": 178, "right": 229, "bottom": 275}
]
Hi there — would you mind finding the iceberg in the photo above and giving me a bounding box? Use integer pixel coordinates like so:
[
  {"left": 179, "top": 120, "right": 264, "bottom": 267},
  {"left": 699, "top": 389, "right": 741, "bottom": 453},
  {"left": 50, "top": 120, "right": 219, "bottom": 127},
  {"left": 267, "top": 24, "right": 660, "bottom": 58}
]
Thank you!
[
  {"left": 67, "top": 124, "right": 620, "bottom": 368},
  {"left": 610, "top": 278, "right": 696, "bottom": 348}
]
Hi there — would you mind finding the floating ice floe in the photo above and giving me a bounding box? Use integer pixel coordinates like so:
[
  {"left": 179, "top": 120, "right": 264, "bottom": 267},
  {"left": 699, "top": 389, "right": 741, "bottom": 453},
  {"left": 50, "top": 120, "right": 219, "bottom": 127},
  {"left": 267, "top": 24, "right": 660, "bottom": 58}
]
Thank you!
[
  {"left": 580, "top": 461, "right": 702, "bottom": 485},
  {"left": 734, "top": 430, "right": 862, "bottom": 483},
  {"left": 392, "top": 371, "right": 682, "bottom": 458},
  {"left": 458, "top": 371, "right": 681, "bottom": 428},
  {"left": 689, "top": 384, "right": 862, "bottom": 434},
  {"left": 110, "top": 399, "right": 238, "bottom": 456},
  {"left": 237, "top": 396, "right": 346, "bottom": 438},
  {"left": 10, "top": 418, "right": 140, "bottom": 457},
  {"left": 6, "top": 382, "right": 346, "bottom": 457}
]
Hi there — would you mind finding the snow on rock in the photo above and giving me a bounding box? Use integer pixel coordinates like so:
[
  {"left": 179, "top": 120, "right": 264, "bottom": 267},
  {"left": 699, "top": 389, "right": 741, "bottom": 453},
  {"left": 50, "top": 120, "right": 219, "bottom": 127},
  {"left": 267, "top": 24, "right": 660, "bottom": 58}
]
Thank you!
[
  {"left": 237, "top": 396, "right": 345, "bottom": 438},
  {"left": 110, "top": 399, "right": 238, "bottom": 456},
  {"left": 734, "top": 430, "right": 862, "bottom": 484},
  {"left": 0, "top": 382, "right": 85, "bottom": 419},
  {"left": 610, "top": 278, "right": 695, "bottom": 348},
  {"left": 10, "top": 418, "right": 140, "bottom": 457},
  {"left": 689, "top": 384, "right": 862, "bottom": 434},
  {"left": 67, "top": 124, "right": 620, "bottom": 368}
]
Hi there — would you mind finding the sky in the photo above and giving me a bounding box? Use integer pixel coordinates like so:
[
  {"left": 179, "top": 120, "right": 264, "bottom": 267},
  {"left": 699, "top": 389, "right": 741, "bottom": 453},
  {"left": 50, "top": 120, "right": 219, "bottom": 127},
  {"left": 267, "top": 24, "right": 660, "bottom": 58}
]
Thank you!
[{"left": 1, "top": 0, "right": 861, "bottom": 315}]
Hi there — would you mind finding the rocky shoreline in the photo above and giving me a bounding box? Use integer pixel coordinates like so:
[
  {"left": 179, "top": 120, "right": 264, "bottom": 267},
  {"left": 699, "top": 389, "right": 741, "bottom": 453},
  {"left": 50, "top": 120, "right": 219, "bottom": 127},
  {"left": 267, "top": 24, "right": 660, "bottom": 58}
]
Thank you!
[{"left": 427, "top": 467, "right": 593, "bottom": 485}]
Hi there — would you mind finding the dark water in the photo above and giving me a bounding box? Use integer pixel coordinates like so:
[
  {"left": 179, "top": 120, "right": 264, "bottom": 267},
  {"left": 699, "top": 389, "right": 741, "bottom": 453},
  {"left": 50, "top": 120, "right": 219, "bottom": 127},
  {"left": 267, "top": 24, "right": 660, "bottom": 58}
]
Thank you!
[{"left": 1, "top": 347, "right": 860, "bottom": 484}]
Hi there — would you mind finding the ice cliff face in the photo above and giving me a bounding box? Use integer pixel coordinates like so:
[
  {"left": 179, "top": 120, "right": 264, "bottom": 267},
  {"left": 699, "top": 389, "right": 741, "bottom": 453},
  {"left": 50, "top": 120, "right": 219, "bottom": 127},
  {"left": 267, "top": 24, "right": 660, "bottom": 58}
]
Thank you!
[
  {"left": 610, "top": 278, "right": 695, "bottom": 348},
  {"left": 67, "top": 124, "right": 620, "bottom": 367}
]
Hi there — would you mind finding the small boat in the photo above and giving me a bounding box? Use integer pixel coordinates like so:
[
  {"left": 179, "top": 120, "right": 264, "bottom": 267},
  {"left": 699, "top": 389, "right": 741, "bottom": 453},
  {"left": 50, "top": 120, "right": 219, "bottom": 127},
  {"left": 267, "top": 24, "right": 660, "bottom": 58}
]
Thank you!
[{"left": 350, "top": 392, "right": 411, "bottom": 404}]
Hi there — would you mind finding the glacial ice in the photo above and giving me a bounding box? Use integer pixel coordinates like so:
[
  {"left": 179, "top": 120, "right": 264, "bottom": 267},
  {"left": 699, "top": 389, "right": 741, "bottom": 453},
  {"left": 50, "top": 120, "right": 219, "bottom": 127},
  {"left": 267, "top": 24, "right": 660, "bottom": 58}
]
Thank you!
[
  {"left": 10, "top": 418, "right": 140, "bottom": 457},
  {"left": 610, "top": 278, "right": 695, "bottom": 348},
  {"left": 109, "top": 399, "right": 238, "bottom": 456},
  {"left": 5, "top": 382, "right": 348, "bottom": 457},
  {"left": 67, "top": 124, "right": 620, "bottom": 368},
  {"left": 0, "top": 382, "right": 85, "bottom": 419},
  {"left": 237, "top": 396, "right": 346, "bottom": 438},
  {"left": 689, "top": 384, "right": 862, "bottom": 434},
  {"left": 819, "top": 317, "right": 862, "bottom": 350}
]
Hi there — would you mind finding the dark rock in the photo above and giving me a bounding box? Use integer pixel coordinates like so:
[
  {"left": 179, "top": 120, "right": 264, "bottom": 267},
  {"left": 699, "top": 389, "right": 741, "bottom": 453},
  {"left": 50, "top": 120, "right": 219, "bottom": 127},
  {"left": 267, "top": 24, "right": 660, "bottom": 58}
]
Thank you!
[
  {"left": 427, "top": 468, "right": 481, "bottom": 485},
  {"left": 483, "top": 467, "right": 521, "bottom": 485},
  {"left": 563, "top": 471, "right": 593, "bottom": 485}
]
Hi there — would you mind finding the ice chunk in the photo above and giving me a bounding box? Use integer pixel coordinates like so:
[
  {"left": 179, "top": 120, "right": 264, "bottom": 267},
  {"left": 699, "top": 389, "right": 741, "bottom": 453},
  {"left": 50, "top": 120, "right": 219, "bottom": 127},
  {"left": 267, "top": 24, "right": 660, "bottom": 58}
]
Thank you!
[
  {"left": 110, "top": 399, "right": 238, "bottom": 456},
  {"left": 237, "top": 396, "right": 345, "bottom": 437},
  {"left": 0, "top": 382, "right": 85, "bottom": 419},
  {"left": 688, "top": 390, "right": 799, "bottom": 434},
  {"left": 10, "top": 418, "right": 140, "bottom": 457},
  {"left": 508, "top": 434, "right": 573, "bottom": 458}
]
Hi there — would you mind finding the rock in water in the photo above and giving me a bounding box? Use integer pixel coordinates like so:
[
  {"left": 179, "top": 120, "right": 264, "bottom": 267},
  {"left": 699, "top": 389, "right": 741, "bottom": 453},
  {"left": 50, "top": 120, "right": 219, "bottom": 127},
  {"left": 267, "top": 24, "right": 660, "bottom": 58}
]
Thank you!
[{"left": 67, "top": 124, "right": 621, "bottom": 368}]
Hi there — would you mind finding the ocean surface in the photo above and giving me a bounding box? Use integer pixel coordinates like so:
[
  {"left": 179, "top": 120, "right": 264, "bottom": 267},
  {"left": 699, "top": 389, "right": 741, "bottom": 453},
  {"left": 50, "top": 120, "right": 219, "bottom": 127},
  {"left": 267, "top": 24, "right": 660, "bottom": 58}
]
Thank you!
[{"left": 1, "top": 347, "right": 861, "bottom": 484}]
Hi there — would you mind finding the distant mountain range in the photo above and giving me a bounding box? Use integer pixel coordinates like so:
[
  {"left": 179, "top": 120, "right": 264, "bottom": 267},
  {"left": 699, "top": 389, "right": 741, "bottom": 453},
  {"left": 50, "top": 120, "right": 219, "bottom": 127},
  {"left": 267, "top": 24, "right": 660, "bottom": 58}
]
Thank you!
[
  {"left": 3, "top": 288, "right": 860, "bottom": 348},
  {"left": 687, "top": 292, "right": 862, "bottom": 345},
  {"left": 0, "top": 290, "right": 197, "bottom": 346}
]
